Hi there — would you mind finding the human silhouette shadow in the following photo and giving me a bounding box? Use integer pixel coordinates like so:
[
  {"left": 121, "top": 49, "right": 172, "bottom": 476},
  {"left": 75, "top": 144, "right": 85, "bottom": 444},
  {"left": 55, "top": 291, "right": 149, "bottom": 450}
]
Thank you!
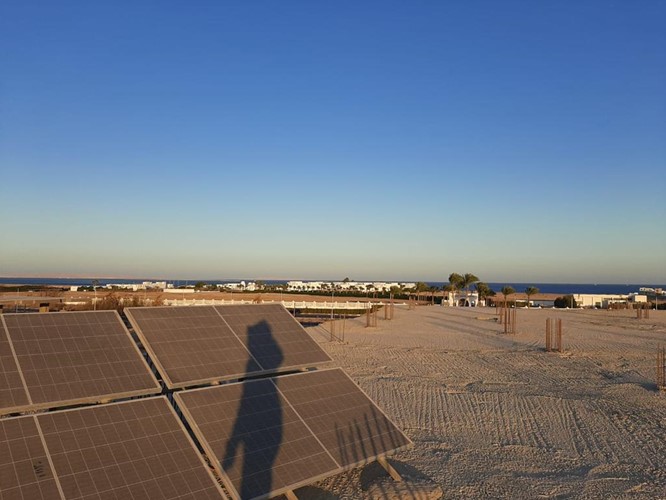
[{"left": 223, "top": 320, "right": 284, "bottom": 499}]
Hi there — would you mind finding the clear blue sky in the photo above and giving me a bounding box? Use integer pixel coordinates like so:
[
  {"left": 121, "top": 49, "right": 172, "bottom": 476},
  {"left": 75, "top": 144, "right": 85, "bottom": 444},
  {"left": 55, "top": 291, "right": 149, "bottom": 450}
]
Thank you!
[{"left": 1, "top": 1, "right": 665, "bottom": 283}]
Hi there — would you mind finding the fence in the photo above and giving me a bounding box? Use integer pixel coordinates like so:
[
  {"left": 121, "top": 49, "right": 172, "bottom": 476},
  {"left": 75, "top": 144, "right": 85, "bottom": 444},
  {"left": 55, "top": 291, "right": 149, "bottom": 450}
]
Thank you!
[{"left": 163, "top": 298, "right": 402, "bottom": 311}]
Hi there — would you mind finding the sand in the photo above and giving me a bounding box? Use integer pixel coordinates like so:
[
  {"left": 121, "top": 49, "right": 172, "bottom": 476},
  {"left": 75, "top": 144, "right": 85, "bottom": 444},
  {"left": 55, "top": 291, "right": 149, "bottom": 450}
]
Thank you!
[{"left": 298, "top": 306, "right": 666, "bottom": 499}]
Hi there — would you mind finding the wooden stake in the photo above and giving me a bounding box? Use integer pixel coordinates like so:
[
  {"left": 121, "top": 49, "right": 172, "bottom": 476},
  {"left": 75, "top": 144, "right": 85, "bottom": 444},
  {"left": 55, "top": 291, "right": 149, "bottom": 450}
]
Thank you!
[
  {"left": 377, "top": 456, "right": 402, "bottom": 482},
  {"left": 657, "top": 346, "right": 666, "bottom": 391}
]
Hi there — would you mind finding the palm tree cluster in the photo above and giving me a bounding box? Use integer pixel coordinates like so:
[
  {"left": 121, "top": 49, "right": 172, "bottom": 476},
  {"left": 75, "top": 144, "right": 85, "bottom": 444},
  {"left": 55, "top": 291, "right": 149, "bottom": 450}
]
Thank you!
[
  {"left": 444, "top": 273, "right": 496, "bottom": 303},
  {"left": 447, "top": 273, "right": 479, "bottom": 292}
]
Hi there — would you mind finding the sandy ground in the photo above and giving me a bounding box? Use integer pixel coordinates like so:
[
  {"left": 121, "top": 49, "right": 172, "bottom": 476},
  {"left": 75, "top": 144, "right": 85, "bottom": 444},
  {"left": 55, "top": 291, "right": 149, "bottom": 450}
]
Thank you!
[{"left": 297, "top": 305, "right": 666, "bottom": 499}]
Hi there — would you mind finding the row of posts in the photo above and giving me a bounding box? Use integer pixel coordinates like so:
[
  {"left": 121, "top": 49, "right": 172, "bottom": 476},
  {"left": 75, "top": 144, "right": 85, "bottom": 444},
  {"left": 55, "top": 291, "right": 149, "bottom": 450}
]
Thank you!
[
  {"left": 499, "top": 304, "right": 517, "bottom": 334},
  {"left": 329, "top": 295, "right": 395, "bottom": 341},
  {"left": 637, "top": 303, "right": 651, "bottom": 320}
]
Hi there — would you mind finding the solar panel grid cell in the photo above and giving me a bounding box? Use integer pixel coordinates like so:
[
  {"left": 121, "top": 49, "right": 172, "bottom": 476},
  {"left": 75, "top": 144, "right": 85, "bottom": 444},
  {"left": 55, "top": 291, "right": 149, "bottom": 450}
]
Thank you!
[{"left": 37, "top": 397, "right": 225, "bottom": 500}]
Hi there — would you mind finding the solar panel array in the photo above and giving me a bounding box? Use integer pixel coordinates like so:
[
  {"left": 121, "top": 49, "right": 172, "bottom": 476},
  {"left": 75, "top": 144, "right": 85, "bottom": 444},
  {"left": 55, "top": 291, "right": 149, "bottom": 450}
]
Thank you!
[
  {"left": 175, "top": 368, "right": 412, "bottom": 500},
  {"left": 125, "top": 305, "right": 331, "bottom": 388},
  {"left": 0, "top": 311, "right": 160, "bottom": 415},
  {"left": 0, "top": 397, "right": 226, "bottom": 500},
  {"left": 1, "top": 305, "right": 411, "bottom": 499}
]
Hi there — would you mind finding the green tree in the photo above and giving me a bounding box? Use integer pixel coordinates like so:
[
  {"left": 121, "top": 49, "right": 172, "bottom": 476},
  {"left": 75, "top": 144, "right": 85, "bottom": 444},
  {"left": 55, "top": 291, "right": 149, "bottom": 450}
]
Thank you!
[
  {"left": 475, "top": 282, "right": 494, "bottom": 301},
  {"left": 524, "top": 286, "right": 539, "bottom": 307},
  {"left": 448, "top": 273, "right": 464, "bottom": 290},
  {"left": 500, "top": 285, "right": 515, "bottom": 306},
  {"left": 342, "top": 277, "right": 351, "bottom": 283},
  {"left": 554, "top": 295, "right": 577, "bottom": 308},
  {"left": 415, "top": 281, "right": 431, "bottom": 293},
  {"left": 449, "top": 273, "right": 480, "bottom": 292},
  {"left": 460, "top": 273, "right": 480, "bottom": 291}
]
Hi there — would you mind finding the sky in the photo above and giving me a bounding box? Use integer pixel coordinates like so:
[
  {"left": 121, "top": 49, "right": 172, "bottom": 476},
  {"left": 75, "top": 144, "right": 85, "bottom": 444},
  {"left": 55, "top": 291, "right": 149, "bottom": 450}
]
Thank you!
[{"left": 1, "top": 1, "right": 665, "bottom": 283}]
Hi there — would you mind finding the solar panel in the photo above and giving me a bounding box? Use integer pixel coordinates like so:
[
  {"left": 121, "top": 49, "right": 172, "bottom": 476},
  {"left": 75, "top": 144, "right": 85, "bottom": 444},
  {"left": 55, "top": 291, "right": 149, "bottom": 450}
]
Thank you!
[
  {"left": 0, "top": 416, "right": 63, "bottom": 499},
  {"left": 214, "top": 304, "right": 331, "bottom": 372},
  {"left": 124, "top": 307, "right": 260, "bottom": 388},
  {"left": 0, "top": 311, "right": 161, "bottom": 415},
  {"left": 37, "top": 397, "right": 226, "bottom": 499},
  {"left": 175, "top": 368, "right": 411, "bottom": 500},
  {"left": 174, "top": 380, "right": 339, "bottom": 500},
  {"left": 125, "top": 305, "right": 330, "bottom": 388},
  {"left": 277, "top": 368, "right": 412, "bottom": 468}
]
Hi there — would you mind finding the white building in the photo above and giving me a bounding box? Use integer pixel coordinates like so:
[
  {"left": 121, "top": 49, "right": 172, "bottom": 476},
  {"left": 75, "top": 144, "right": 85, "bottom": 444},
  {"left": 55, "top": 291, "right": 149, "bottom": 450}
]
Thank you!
[
  {"left": 444, "top": 291, "right": 482, "bottom": 307},
  {"left": 286, "top": 281, "right": 416, "bottom": 293},
  {"left": 572, "top": 294, "right": 627, "bottom": 308},
  {"left": 218, "top": 281, "right": 258, "bottom": 292},
  {"left": 104, "top": 281, "right": 167, "bottom": 291}
]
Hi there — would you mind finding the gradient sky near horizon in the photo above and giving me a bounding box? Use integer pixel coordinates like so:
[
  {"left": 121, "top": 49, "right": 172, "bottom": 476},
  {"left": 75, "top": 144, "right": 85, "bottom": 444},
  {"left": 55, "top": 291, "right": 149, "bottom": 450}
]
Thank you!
[{"left": 1, "top": 1, "right": 665, "bottom": 283}]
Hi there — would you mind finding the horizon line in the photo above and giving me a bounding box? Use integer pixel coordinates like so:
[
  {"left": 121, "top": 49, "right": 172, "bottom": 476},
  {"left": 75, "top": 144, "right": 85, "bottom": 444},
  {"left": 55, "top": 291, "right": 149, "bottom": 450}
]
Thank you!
[{"left": 0, "top": 275, "right": 663, "bottom": 286}]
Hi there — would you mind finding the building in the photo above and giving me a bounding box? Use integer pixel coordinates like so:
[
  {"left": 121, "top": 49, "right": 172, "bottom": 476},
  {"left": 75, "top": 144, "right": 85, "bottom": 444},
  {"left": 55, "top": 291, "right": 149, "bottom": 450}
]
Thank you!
[
  {"left": 444, "top": 291, "right": 482, "bottom": 307},
  {"left": 218, "top": 281, "right": 258, "bottom": 292},
  {"left": 572, "top": 294, "right": 627, "bottom": 308},
  {"left": 285, "top": 281, "right": 417, "bottom": 293}
]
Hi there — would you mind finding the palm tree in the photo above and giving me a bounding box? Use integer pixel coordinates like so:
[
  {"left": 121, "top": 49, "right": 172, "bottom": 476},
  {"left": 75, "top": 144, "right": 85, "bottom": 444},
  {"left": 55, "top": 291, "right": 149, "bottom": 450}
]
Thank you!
[
  {"left": 524, "top": 286, "right": 539, "bottom": 308},
  {"left": 448, "top": 273, "right": 463, "bottom": 290},
  {"left": 448, "top": 272, "right": 479, "bottom": 292},
  {"left": 475, "top": 282, "right": 494, "bottom": 302},
  {"left": 500, "top": 286, "right": 515, "bottom": 307},
  {"left": 460, "top": 273, "right": 480, "bottom": 292},
  {"left": 448, "top": 273, "right": 480, "bottom": 305}
]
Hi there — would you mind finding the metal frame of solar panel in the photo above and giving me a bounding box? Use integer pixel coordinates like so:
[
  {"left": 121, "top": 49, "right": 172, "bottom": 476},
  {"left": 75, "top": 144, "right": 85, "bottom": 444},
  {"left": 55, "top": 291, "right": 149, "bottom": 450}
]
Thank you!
[
  {"left": 174, "top": 368, "right": 412, "bottom": 500},
  {"left": 0, "top": 311, "right": 161, "bottom": 416},
  {"left": 124, "top": 304, "right": 331, "bottom": 389},
  {"left": 0, "top": 396, "right": 227, "bottom": 500}
]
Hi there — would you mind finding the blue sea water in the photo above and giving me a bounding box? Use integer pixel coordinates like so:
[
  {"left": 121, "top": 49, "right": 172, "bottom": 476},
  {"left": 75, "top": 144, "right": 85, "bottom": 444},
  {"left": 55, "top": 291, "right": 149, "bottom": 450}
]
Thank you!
[{"left": 0, "top": 277, "right": 662, "bottom": 295}]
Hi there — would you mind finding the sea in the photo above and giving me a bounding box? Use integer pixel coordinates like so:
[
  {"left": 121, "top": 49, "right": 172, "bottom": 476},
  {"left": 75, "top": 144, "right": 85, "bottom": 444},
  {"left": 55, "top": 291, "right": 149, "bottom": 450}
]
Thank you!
[{"left": 0, "top": 277, "right": 662, "bottom": 295}]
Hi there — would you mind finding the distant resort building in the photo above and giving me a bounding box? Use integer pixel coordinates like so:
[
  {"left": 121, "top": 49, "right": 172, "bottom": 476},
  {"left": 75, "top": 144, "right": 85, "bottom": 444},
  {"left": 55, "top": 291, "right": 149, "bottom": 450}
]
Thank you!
[
  {"left": 286, "top": 281, "right": 416, "bottom": 293},
  {"left": 444, "top": 290, "right": 482, "bottom": 307},
  {"left": 103, "top": 281, "right": 170, "bottom": 291},
  {"left": 573, "top": 293, "right": 647, "bottom": 308},
  {"left": 217, "top": 281, "right": 257, "bottom": 292}
]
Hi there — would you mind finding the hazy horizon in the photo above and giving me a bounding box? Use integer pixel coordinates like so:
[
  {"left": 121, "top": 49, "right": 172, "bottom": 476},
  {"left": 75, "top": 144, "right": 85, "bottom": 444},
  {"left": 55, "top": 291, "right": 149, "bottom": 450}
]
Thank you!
[
  {"left": 1, "top": 1, "right": 664, "bottom": 283},
  {"left": 1, "top": 273, "right": 664, "bottom": 287}
]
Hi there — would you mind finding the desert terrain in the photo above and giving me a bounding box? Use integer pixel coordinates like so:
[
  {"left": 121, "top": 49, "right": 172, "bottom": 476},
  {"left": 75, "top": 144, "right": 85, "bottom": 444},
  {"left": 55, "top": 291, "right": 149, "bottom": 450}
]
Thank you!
[{"left": 302, "top": 305, "right": 666, "bottom": 499}]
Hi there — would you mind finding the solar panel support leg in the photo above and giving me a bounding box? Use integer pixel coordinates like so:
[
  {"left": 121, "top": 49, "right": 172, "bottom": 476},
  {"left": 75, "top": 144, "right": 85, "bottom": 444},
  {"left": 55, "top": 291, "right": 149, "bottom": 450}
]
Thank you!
[
  {"left": 377, "top": 456, "right": 402, "bottom": 482},
  {"left": 285, "top": 489, "right": 299, "bottom": 500}
]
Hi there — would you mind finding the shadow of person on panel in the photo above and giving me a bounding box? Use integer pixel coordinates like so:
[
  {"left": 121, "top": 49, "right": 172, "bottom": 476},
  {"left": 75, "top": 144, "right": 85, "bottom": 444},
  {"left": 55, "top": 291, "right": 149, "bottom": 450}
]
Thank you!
[{"left": 223, "top": 320, "right": 284, "bottom": 499}]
